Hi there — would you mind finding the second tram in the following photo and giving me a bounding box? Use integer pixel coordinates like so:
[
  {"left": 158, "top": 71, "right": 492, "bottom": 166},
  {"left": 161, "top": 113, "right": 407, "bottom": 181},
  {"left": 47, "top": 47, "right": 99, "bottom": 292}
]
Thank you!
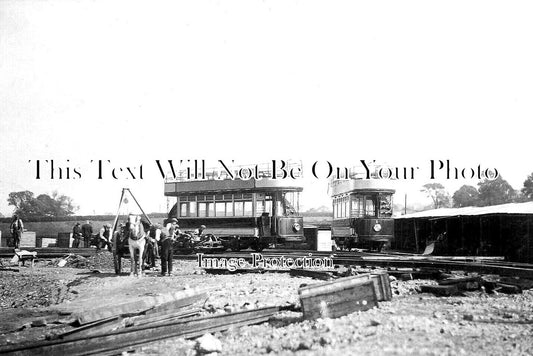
[{"left": 330, "top": 178, "right": 395, "bottom": 251}]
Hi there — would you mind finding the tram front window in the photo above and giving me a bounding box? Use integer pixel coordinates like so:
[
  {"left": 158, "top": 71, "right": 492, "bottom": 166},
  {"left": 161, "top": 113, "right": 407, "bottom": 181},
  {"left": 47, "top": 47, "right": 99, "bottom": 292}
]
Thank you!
[
  {"left": 282, "top": 192, "right": 300, "bottom": 216},
  {"left": 364, "top": 196, "right": 377, "bottom": 217}
]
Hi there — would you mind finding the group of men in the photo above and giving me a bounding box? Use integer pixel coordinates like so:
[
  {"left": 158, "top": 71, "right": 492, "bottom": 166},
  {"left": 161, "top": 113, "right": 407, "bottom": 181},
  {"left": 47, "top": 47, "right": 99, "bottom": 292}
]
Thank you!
[
  {"left": 143, "top": 219, "right": 206, "bottom": 276},
  {"left": 72, "top": 221, "right": 112, "bottom": 250},
  {"left": 71, "top": 217, "right": 205, "bottom": 277}
]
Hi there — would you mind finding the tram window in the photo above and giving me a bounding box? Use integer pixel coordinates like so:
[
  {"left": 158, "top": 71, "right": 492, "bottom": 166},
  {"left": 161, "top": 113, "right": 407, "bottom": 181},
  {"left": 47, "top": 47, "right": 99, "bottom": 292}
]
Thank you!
[
  {"left": 198, "top": 203, "right": 207, "bottom": 217},
  {"left": 215, "top": 195, "right": 223, "bottom": 200},
  {"left": 226, "top": 202, "right": 234, "bottom": 216},
  {"left": 344, "top": 198, "right": 349, "bottom": 218},
  {"left": 235, "top": 202, "right": 244, "bottom": 216},
  {"left": 351, "top": 196, "right": 363, "bottom": 218},
  {"left": 244, "top": 201, "right": 253, "bottom": 216},
  {"left": 189, "top": 202, "right": 197, "bottom": 217},
  {"left": 180, "top": 203, "right": 188, "bottom": 217},
  {"left": 215, "top": 202, "right": 226, "bottom": 216},
  {"left": 364, "top": 196, "right": 377, "bottom": 217},
  {"left": 207, "top": 202, "right": 215, "bottom": 217},
  {"left": 256, "top": 201, "right": 265, "bottom": 215}
]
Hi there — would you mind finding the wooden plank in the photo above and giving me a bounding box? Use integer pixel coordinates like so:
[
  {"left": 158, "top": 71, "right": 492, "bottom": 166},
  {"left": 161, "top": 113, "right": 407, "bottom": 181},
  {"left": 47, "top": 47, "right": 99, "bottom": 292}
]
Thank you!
[
  {"left": 299, "top": 277, "right": 378, "bottom": 320},
  {"left": 289, "top": 269, "right": 337, "bottom": 280},
  {"left": 74, "top": 288, "right": 205, "bottom": 325},
  {"left": 419, "top": 284, "right": 460, "bottom": 296},
  {"left": 133, "top": 308, "right": 202, "bottom": 327},
  {"left": 50, "top": 316, "right": 122, "bottom": 341},
  {"left": 498, "top": 277, "right": 533, "bottom": 290},
  {"left": 438, "top": 276, "right": 482, "bottom": 291},
  {"left": 333, "top": 257, "right": 533, "bottom": 279},
  {"left": 145, "top": 293, "right": 207, "bottom": 315}
]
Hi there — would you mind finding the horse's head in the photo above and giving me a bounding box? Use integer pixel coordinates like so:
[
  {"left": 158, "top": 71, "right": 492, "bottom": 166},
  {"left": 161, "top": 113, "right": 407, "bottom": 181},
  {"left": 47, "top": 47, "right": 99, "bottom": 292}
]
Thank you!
[{"left": 125, "top": 214, "right": 145, "bottom": 240}]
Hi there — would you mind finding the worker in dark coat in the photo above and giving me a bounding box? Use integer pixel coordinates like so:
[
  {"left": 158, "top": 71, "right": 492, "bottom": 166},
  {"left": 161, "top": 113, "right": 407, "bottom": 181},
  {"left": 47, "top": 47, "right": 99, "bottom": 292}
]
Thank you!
[
  {"left": 72, "top": 222, "right": 82, "bottom": 248},
  {"left": 81, "top": 221, "right": 93, "bottom": 248},
  {"left": 98, "top": 224, "right": 113, "bottom": 251},
  {"left": 143, "top": 222, "right": 161, "bottom": 270},
  {"left": 10, "top": 214, "right": 24, "bottom": 250},
  {"left": 160, "top": 218, "right": 179, "bottom": 276}
]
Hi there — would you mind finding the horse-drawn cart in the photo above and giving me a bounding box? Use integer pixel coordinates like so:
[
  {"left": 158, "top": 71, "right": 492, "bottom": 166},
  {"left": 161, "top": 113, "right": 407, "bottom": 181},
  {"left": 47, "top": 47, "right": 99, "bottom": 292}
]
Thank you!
[{"left": 110, "top": 189, "right": 153, "bottom": 276}]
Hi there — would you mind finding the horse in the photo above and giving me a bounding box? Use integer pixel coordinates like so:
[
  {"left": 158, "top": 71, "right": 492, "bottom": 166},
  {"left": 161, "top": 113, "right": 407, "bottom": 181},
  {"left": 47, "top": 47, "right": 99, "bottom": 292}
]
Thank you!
[{"left": 124, "top": 214, "right": 146, "bottom": 277}]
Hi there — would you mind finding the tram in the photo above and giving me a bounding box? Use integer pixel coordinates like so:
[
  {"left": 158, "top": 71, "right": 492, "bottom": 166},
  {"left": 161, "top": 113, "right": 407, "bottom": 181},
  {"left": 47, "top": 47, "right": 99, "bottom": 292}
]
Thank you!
[
  {"left": 164, "top": 164, "right": 305, "bottom": 251},
  {"left": 330, "top": 178, "right": 395, "bottom": 251}
]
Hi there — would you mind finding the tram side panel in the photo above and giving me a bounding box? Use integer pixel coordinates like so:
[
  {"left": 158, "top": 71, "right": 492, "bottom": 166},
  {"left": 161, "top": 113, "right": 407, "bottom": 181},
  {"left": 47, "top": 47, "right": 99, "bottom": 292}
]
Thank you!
[{"left": 332, "top": 217, "right": 394, "bottom": 250}]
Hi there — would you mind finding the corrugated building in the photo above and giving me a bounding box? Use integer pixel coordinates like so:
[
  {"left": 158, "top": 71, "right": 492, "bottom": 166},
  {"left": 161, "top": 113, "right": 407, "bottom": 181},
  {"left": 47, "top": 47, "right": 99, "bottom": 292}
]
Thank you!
[{"left": 393, "top": 202, "right": 533, "bottom": 262}]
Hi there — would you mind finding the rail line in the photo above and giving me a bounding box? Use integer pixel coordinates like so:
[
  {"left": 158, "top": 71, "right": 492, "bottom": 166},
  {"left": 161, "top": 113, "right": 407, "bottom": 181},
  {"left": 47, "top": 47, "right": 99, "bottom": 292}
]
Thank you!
[{"left": 2, "top": 247, "right": 533, "bottom": 279}]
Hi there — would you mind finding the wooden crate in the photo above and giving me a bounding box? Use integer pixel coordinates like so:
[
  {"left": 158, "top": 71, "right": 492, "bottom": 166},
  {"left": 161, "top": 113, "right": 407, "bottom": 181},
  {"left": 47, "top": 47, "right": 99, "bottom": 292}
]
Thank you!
[
  {"left": 371, "top": 271, "right": 393, "bottom": 301},
  {"left": 298, "top": 276, "right": 378, "bottom": 320},
  {"left": 57, "top": 233, "right": 72, "bottom": 248},
  {"left": 20, "top": 232, "right": 36, "bottom": 248}
]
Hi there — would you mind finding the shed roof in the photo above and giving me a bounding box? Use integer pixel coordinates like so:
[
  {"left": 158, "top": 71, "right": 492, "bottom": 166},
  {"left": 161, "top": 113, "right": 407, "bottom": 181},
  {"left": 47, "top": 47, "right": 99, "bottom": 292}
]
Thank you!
[{"left": 396, "top": 201, "right": 533, "bottom": 219}]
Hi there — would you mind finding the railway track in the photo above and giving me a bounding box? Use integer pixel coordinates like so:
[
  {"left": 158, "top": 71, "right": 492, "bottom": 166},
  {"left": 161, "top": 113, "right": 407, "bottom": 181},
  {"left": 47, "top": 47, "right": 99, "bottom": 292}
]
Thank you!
[{"left": 3, "top": 247, "right": 533, "bottom": 279}]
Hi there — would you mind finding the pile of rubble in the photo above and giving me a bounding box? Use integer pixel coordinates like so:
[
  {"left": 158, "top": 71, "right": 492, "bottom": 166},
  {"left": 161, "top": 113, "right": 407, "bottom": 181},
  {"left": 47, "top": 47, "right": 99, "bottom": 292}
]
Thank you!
[
  {"left": 0, "top": 273, "right": 67, "bottom": 309},
  {"left": 47, "top": 251, "right": 131, "bottom": 271}
]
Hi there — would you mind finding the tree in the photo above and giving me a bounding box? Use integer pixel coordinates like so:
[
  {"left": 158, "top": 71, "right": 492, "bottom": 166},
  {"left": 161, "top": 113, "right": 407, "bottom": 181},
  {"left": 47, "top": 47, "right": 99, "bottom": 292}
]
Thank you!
[
  {"left": 421, "top": 183, "right": 451, "bottom": 209},
  {"left": 7, "top": 190, "right": 78, "bottom": 219},
  {"left": 452, "top": 185, "right": 480, "bottom": 208},
  {"left": 7, "top": 191, "right": 40, "bottom": 218},
  {"left": 477, "top": 176, "right": 516, "bottom": 206},
  {"left": 521, "top": 172, "right": 533, "bottom": 201}
]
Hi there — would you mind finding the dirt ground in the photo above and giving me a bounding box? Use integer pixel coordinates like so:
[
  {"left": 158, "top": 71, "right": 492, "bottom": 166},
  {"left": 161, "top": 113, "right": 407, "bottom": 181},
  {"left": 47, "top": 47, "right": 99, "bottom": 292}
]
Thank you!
[{"left": 1, "top": 251, "right": 533, "bottom": 355}]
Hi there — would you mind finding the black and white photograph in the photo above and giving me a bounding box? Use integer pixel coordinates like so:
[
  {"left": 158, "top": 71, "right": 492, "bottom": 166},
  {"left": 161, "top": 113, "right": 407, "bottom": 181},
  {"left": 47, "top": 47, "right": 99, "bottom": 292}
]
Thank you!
[{"left": 1, "top": 1, "right": 533, "bottom": 355}]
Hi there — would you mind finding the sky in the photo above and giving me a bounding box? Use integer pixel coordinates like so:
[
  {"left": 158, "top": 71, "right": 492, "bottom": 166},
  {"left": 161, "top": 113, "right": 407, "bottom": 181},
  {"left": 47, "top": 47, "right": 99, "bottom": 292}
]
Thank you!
[{"left": 1, "top": 0, "right": 532, "bottom": 216}]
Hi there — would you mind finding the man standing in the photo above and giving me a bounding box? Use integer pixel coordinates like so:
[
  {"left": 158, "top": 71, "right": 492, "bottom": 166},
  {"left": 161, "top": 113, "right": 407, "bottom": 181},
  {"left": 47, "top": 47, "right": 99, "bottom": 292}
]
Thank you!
[
  {"left": 144, "top": 222, "right": 162, "bottom": 270},
  {"left": 72, "top": 222, "right": 82, "bottom": 248},
  {"left": 10, "top": 214, "right": 24, "bottom": 250},
  {"left": 81, "top": 221, "right": 93, "bottom": 248},
  {"left": 160, "top": 218, "right": 179, "bottom": 276}
]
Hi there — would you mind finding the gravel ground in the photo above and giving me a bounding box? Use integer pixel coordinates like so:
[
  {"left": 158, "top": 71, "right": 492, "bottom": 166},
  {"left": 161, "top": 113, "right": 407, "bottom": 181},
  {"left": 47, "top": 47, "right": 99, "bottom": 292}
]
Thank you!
[{"left": 1, "top": 257, "right": 533, "bottom": 355}]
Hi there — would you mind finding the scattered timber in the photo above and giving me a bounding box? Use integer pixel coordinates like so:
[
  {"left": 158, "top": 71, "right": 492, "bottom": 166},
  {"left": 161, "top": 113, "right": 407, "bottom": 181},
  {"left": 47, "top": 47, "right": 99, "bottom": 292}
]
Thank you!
[{"left": 0, "top": 307, "right": 280, "bottom": 356}]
